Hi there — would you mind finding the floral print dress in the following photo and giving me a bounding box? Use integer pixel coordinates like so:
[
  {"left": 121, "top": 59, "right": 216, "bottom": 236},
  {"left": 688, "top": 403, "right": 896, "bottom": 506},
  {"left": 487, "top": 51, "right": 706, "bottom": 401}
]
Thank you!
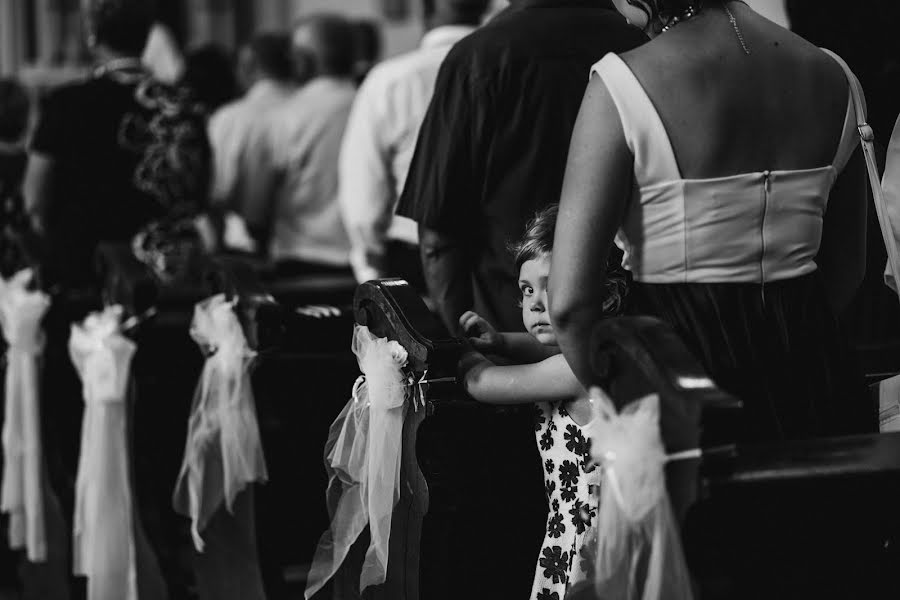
[{"left": 530, "top": 401, "right": 600, "bottom": 600}]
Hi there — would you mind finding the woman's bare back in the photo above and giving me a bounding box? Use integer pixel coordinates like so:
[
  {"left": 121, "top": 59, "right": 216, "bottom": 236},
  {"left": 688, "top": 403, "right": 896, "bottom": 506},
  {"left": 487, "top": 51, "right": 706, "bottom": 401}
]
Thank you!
[{"left": 620, "top": 2, "right": 850, "bottom": 180}]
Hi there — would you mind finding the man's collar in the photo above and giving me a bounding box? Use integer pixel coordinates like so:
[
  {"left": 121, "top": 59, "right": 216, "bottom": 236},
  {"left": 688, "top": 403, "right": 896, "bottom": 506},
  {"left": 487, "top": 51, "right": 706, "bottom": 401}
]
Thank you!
[
  {"left": 246, "top": 78, "right": 294, "bottom": 101},
  {"left": 420, "top": 25, "right": 478, "bottom": 50}
]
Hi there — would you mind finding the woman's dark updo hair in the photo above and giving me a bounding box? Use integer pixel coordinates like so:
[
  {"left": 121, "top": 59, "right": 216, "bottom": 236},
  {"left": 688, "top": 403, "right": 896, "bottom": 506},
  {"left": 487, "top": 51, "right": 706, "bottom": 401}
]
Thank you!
[
  {"left": 626, "top": 0, "right": 724, "bottom": 32},
  {"left": 85, "top": 0, "right": 157, "bottom": 57}
]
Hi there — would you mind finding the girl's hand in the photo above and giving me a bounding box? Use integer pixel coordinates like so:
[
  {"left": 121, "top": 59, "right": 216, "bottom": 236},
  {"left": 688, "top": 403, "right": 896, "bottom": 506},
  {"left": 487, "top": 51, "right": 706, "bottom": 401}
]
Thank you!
[{"left": 459, "top": 310, "right": 504, "bottom": 353}]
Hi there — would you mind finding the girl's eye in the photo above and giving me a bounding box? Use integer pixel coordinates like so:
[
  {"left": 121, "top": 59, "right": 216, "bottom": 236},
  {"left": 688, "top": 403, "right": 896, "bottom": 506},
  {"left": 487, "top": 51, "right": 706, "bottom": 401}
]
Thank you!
[{"left": 521, "top": 286, "right": 534, "bottom": 297}]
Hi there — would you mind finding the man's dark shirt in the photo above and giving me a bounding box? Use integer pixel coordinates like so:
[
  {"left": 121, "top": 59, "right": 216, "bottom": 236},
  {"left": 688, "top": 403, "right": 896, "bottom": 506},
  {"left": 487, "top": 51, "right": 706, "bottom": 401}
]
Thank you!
[{"left": 397, "top": 0, "right": 646, "bottom": 331}]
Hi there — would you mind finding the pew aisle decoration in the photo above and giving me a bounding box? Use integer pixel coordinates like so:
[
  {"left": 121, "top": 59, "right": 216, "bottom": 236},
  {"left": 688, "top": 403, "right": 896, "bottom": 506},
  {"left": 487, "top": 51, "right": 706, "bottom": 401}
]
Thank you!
[
  {"left": 305, "top": 325, "right": 411, "bottom": 599},
  {"left": 0, "top": 269, "right": 50, "bottom": 562},
  {"left": 584, "top": 388, "right": 695, "bottom": 600},
  {"left": 69, "top": 305, "right": 139, "bottom": 600},
  {"left": 173, "top": 293, "right": 268, "bottom": 551}
]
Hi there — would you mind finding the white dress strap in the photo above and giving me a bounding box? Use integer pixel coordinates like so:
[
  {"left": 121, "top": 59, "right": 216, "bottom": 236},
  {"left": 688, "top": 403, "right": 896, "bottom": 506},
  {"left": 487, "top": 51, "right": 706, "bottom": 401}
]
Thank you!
[
  {"left": 590, "top": 53, "right": 682, "bottom": 185},
  {"left": 821, "top": 48, "right": 864, "bottom": 173}
]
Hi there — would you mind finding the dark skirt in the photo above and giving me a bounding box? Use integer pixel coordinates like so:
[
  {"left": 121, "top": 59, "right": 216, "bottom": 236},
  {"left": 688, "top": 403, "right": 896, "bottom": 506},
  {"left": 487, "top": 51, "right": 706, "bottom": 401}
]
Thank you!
[{"left": 629, "top": 272, "right": 873, "bottom": 442}]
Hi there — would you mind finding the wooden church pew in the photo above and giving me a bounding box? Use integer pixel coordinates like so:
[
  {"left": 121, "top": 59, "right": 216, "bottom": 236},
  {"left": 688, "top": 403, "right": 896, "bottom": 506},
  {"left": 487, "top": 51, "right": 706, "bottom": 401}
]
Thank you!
[
  {"left": 94, "top": 242, "right": 278, "bottom": 600},
  {"left": 1, "top": 212, "right": 79, "bottom": 600},
  {"left": 98, "top": 245, "right": 366, "bottom": 598},
  {"left": 346, "top": 279, "right": 900, "bottom": 600}
]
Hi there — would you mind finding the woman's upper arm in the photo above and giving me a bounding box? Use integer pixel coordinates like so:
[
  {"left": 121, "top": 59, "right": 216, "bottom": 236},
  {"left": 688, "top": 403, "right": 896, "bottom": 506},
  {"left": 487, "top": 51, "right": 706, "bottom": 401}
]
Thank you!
[{"left": 550, "top": 76, "right": 633, "bottom": 326}]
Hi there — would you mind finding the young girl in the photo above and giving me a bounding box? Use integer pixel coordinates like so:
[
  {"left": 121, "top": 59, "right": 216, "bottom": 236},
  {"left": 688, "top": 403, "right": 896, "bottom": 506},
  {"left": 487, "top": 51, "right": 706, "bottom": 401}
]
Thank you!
[{"left": 458, "top": 204, "right": 627, "bottom": 600}]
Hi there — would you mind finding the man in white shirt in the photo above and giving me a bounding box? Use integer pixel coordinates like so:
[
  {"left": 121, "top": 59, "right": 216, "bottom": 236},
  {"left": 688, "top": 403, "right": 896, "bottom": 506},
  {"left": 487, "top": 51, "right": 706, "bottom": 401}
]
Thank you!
[
  {"left": 253, "top": 15, "right": 358, "bottom": 274},
  {"left": 206, "top": 33, "right": 295, "bottom": 252},
  {"left": 337, "top": 0, "right": 489, "bottom": 284}
]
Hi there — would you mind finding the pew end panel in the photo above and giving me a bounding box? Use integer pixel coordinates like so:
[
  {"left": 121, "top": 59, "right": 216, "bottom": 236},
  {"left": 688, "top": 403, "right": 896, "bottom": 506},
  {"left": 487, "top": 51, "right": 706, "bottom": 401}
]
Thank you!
[
  {"left": 335, "top": 280, "right": 546, "bottom": 600},
  {"left": 93, "top": 242, "right": 282, "bottom": 600},
  {"left": 337, "top": 279, "right": 467, "bottom": 600}
]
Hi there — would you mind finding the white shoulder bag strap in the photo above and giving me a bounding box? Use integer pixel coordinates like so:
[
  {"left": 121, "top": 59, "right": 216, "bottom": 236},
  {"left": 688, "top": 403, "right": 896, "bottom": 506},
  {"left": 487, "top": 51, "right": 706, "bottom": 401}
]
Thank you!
[
  {"left": 823, "top": 49, "right": 900, "bottom": 297},
  {"left": 882, "top": 113, "right": 900, "bottom": 293}
]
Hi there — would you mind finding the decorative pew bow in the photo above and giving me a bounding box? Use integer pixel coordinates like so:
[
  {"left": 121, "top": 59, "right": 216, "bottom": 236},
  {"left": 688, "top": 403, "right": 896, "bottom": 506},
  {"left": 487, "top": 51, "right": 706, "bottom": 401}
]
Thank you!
[
  {"left": 584, "top": 388, "right": 696, "bottom": 600},
  {"left": 305, "top": 325, "right": 411, "bottom": 599},
  {"left": 0, "top": 269, "right": 50, "bottom": 562},
  {"left": 173, "top": 293, "right": 267, "bottom": 551},
  {"left": 69, "top": 305, "right": 139, "bottom": 600}
]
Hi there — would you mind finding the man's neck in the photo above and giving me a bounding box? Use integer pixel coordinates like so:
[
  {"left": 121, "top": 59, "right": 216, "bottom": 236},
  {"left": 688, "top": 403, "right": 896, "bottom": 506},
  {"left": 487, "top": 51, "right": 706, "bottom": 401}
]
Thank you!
[{"left": 426, "top": 11, "right": 481, "bottom": 30}]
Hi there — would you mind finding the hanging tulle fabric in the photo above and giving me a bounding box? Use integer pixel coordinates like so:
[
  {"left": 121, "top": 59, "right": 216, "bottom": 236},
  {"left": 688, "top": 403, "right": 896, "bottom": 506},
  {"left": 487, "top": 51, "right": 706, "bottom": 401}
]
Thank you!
[
  {"left": 0, "top": 269, "right": 50, "bottom": 562},
  {"left": 69, "top": 305, "right": 139, "bottom": 600},
  {"left": 583, "top": 388, "right": 695, "bottom": 600},
  {"left": 304, "top": 325, "right": 411, "bottom": 599},
  {"left": 172, "top": 293, "right": 267, "bottom": 551}
]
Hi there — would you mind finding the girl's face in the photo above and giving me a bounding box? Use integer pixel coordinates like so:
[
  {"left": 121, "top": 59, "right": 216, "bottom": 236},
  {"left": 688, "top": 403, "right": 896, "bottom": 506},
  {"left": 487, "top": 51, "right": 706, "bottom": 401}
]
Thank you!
[{"left": 519, "top": 253, "right": 557, "bottom": 346}]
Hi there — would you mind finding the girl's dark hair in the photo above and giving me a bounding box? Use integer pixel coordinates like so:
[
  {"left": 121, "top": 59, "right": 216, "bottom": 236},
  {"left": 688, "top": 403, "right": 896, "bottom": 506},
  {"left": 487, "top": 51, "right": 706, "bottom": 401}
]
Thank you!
[
  {"left": 0, "top": 78, "right": 29, "bottom": 142},
  {"left": 510, "top": 204, "right": 558, "bottom": 271},
  {"left": 511, "top": 203, "right": 630, "bottom": 316}
]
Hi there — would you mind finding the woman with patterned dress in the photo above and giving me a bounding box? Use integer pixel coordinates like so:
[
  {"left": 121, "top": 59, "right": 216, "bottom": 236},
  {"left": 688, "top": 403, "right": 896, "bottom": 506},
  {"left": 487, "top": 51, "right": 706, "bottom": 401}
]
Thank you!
[
  {"left": 24, "top": 0, "right": 210, "bottom": 288},
  {"left": 459, "top": 204, "right": 626, "bottom": 598}
]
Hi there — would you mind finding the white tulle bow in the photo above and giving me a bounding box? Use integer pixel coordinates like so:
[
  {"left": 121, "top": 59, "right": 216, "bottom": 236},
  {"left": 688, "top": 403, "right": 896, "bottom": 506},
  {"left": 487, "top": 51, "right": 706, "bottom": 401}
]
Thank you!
[
  {"left": 0, "top": 269, "right": 50, "bottom": 562},
  {"left": 585, "top": 389, "right": 695, "bottom": 600},
  {"left": 69, "top": 305, "right": 139, "bottom": 600},
  {"left": 304, "top": 325, "right": 410, "bottom": 599},
  {"left": 173, "top": 293, "right": 267, "bottom": 551}
]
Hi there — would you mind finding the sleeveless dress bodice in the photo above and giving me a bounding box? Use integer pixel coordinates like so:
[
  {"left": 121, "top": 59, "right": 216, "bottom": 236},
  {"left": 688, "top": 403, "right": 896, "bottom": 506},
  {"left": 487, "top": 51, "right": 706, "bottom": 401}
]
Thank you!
[
  {"left": 588, "top": 51, "right": 871, "bottom": 442},
  {"left": 592, "top": 53, "right": 859, "bottom": 284}
]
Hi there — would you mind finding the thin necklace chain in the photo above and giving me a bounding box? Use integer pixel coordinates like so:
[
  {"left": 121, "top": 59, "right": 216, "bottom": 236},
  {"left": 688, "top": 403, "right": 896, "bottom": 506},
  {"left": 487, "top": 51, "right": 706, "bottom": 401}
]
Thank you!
[
  {"left": 724, "top": 3, "right": 752, "bottom": 55},
  {"left": 660, "top": 2, "right": 752, "bottom": 56}
]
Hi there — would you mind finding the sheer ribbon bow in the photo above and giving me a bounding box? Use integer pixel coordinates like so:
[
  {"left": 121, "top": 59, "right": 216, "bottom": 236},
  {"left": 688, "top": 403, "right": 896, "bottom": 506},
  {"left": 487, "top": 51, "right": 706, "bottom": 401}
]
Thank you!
[
  {"left": 173, "top": 293, "right": 267, "bottom": 551},
  {"left": 584, "top": 390, "right": 695, "bottom": 600},
  {"left": 304, "top": 325, "right": 410, "bottom": 598},
  {"left": 69, "top": 306, "right": 138, "bottom": 600},
  {"left": 0, "top": 269, "right": 50, "bottom": 562}
]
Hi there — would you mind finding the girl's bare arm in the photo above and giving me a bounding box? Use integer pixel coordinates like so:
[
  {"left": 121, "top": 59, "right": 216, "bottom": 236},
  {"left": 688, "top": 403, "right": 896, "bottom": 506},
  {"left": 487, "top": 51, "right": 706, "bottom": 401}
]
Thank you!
[{"left": 459, "top": 351, "right": 583, "bottom": 404}]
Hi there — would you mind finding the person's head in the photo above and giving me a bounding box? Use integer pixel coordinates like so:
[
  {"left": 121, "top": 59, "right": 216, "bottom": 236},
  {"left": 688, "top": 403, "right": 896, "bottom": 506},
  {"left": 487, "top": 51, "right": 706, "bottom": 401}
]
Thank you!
[
  {"left": 292, "top": 14, "right": 357, "bottom": 83},
  {"left": 0, "top": 78, "right": 30, "bottom": 145},
  {"left": 237, "top": 32, "right": 295, "bottom": 91},
  {"left": 83, "top": 0, "right": 156, "bottom": 57},
  {"left": 511, "top": 204, "right": 558, "bottom": 346},
  {"left": 352, "top": 20, "right": 382, "bottom": 84},
  {"left": 423, "top": 0, "right": 491, "bottom": 28},
  {"left": 180, "top": 43, "right": 239, "bottom": 113},
  {"left": 611, "top": 0, "right": 722, "bottom": 36}
]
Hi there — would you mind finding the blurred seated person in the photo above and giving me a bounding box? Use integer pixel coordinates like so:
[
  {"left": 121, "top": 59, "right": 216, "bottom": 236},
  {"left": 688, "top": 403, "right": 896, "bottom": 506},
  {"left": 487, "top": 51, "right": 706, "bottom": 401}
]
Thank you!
[
  {"left": 0, "top": 78, "right": 29, "bottom": 209},
  {"left": 179, "top": 43, "right": 240, "bottom": 117},
  {"left": 208, "top": 33, "right": 296, "bottom": 254},
  {"left": 0, "top": 77, "right": 31, "bottom": 274},
  {"left": 24, "top": 0, "right": 211, "bottom": 288},
  {"left": 248, "top": 14, "right": 357, "bottom": 278},
  {"left": 338, "top": 0, "right": 489, "bottom": 287}
]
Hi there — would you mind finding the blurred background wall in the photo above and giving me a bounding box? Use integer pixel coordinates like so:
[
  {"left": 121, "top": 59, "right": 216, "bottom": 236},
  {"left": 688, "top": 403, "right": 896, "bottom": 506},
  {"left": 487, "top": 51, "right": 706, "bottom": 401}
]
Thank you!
[{"left": 0, "top": 0, "right": 511, "bottom": 80}]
